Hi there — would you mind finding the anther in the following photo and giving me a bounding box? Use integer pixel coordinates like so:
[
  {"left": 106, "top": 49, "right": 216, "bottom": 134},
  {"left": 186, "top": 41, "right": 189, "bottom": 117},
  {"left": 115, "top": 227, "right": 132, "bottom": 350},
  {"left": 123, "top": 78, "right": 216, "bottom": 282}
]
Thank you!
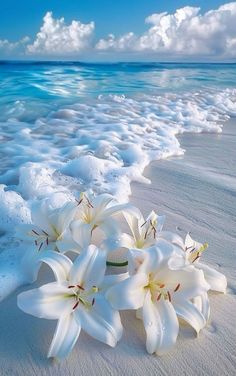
[
  {"left": 141, "top": 220, "right": 147, "bottom": 228},
  {"left": 167, "top": 291, "right": 172, "bottom": 302},
  {"left": 77, "top": 284, "right": 85, "bottom": 290},
  {"left": 68, "top": 285, "right": 75, "bottom": 288},
  {"left": 92, "top": 298, "right": 95, "bottom": 306},
  {"left": 159, "top": 284, "right": 165, "bottom": 288},
  {"left": 32, "top": 229, "right": 40, "bottom": 236},
  {"left": 192, "top": 253, "right": 200, "bottom": 263},
  {"left": 38, "top": 242, "right": 43, "bottom": 251},
  {"left": 72, "top": 301, "right": 79, "bottom": 310},
  {"left": 157, "top": 293, "right": 162, "bottom": 301},
  {"left": 42, "top": 230, "right": 49, "bottom": 236},
  {"left": 174, "top": 283, "right": 180, "bottom": 292}
]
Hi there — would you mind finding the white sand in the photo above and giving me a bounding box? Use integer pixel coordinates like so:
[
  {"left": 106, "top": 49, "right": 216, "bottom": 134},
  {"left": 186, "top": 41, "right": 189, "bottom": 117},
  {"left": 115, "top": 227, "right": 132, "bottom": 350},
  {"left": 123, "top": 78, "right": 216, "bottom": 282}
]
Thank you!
[{"left": 0, "top": 120, "right": 235, "bottom": 376}]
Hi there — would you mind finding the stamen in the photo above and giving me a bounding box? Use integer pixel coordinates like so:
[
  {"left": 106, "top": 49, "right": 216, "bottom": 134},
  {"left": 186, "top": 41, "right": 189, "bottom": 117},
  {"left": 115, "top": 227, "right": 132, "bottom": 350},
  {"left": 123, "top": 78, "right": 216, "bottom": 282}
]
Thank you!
[
  {"left": 38, "top": 242, "right": 43, "bottom": 251},
  {"left": 192, "top": 253, "right": 200, "bottom": 263},
  {"left": 84, "top": 195, "right": 94, "bottom": 208},
  {"left": 32, "top": 229, "right": 40, "bottom": 236},
  {"left": 167, "top": 291, "right": 172, "bottom": 302},
  {"left": 174, "top": 283, "right": 180, "bottom": 292},
  {"left": 77, "top": 284, "right": 85, "bottom": 290},
  {"left": 157, "top": 293, "right": 162, "bottom": 301},
  {"left": 141, "top": 220, "right": 147, "bottom": 228},
  {"left": 72, "top": 301, "right": 79, "bottom": 310},
  {"left": 185, "top": 245, "right": 194, "bottom": 251},
  {"left": 76, "top": 198, "right": 83, "bottom": 206}
]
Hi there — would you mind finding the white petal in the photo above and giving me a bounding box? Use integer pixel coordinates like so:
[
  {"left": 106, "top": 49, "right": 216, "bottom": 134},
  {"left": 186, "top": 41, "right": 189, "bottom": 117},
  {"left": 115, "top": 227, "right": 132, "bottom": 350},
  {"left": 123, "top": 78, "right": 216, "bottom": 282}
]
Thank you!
[
  {"left": 174, "top": 300, "right": 206, "bottom": 333},
  {"left": 106, "top": 273, "right": 147, "bottom": 310},
  {"left": 17, "top": 282, "right": 74, "bottom": 319},
  {"left": 196, "top": 262, "right": 227, "bottom": 293},
  {"left": 20, "top": 245, "right": 42, "bottom": 283},
  {"left": 75, "top": 294, "right": 123, "bottom": 347},
  {"left": 53, "top": 202, "right": 77, "bottom": 234},
  {"left": 100, "top": 273, "right": 129, "bottom": 291},
  {"left": 56, "top": 237, "right": 79, "bottom": 254},
  {"left": 193, "top": 292, "right": 210, "bottom": 322},
  {"left": 143, "top": 291, "right": 179, "bottom": 355},
  {"left": 119, "top": 233, "right": 135, "bottom": 249},
  {"left": 102, "top": 202, "right": 138, "bottom": 220},
  {"left": 123, "top": 207, "right": 143, "bottom": 240},
  {"left": 15, "top": 224, "right": 39, "bottom": 241},
  {"left": 160, "top": 231, "right": 185, "bottom": 249},
  {"left": 70, "top": 221, "right": 92, "bottom": 250},
  {"left": 160, "top": 266, "right": 209, "bottom": 302},
  {"left": 69, "top": 245, "right": 106, "bottom": 287},
  {"left": 48, "top": 314, "right": 81, "bottom": 359},
  {"left": 40, "top": 251, "right": 72, "bottom": 282},
  {"left": 31, "top": 200, "right": 53, "bottom": 235},
  {"left": 130, "top": 241, "right": 175, "bottom": 275}
]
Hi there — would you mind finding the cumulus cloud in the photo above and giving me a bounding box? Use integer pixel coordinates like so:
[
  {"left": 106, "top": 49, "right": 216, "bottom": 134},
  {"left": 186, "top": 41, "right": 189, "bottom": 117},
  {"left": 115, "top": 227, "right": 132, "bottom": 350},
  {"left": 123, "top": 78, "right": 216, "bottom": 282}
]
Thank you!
[
  {"left": 0, "top": 36, "right": 30, "bottom": 54},
  {"left": 96, "top": 2, "right": 236, "bottom": 58},
  {"left": 27, "top": 12, "right": 94, "bottom": 55}
]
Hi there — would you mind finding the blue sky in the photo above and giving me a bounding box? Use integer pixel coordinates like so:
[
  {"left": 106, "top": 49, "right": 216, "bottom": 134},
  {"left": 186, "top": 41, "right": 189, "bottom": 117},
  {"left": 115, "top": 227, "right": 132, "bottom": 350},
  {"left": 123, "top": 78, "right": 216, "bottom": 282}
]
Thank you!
[
  {"left": 0, "top": 1, "right": 235, "bottom": 60},
  {"left": 0, "top": 0, "right": 228, "bottom": 41}
]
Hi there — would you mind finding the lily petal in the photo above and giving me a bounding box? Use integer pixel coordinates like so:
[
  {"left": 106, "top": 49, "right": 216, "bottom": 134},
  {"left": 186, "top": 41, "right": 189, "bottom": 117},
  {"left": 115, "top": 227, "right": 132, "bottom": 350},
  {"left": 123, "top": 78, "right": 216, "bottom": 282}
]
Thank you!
[
  {"left": 174, "top": 300, "right": 206, "bottom": 334},
  {"left": 40, "top": 251, "right": 73, "bottom": 282},
  {"left": 193, "top": 292, "right": 210, "bottom": 322},
  {"left": 106, "top": 273, "right": 148, "bottom": 310},
  {"left": 69, "top": 245, "right": 106, "bottom": 287},
  {"left": 17, "top": 282, "right": 74, "bottom": 319},
  {"left": 100, "top": 273, "right": 129, "bottom": 292},
  {"left": 50, "top": 202, "right": 77, "bottom": 235},
  {"left": 75, "top": 294, "right": 122, "bottom": 347},
  {"left": 48, "top": 314, "right": 81, "bottom": 359},
  {"left": 70, "top": 221, "right": 92, "bottom": 251},
  {"left": 196, "top": 262, "right": 227, "bottom": 293},
  {"left": 143, "top": 291, "right": 179, "bottom": 355}
]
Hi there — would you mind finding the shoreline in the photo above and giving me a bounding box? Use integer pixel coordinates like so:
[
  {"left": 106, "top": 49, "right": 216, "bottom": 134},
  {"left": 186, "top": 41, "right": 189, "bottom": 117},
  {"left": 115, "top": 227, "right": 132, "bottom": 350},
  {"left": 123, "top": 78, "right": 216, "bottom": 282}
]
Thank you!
[{"left": 0, "top": 119, "right": 235, "bottom": 375}]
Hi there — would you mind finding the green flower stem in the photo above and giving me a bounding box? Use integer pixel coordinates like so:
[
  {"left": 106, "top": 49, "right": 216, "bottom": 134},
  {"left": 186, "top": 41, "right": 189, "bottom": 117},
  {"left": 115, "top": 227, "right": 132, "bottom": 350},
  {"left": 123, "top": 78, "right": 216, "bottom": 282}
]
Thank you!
[{"left": 106, "top": 261, "right": 128, "bottom": 267}]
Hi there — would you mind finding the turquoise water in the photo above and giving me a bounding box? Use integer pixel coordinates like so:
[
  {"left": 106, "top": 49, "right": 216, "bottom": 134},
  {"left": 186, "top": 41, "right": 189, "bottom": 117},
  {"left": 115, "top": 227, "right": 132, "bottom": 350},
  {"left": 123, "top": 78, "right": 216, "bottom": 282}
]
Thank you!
[{"left": 1, "top": 62, "right": 236, "bottom": 110}]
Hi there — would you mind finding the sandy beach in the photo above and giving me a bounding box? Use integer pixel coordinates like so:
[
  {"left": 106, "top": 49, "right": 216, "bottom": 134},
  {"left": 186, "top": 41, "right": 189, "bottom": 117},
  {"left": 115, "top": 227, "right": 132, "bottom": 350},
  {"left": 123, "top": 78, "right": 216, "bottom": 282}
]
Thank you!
[{"left": 0, "top": 119, "right": 235, "bottom": 376}]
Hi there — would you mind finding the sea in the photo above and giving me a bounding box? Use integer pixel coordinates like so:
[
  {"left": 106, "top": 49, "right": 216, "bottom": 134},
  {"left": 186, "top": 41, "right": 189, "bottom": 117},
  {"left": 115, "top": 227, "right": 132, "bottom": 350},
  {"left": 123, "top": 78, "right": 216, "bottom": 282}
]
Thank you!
[{"left": 0, "top": 61, "right": 235, "bottom": 299}]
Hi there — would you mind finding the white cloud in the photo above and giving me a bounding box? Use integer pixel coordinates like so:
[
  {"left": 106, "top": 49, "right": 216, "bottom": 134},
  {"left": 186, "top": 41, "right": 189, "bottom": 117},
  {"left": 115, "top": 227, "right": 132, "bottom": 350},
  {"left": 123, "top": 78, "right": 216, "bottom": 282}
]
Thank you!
[
  {"left": 96, "top": 2, "right": 236, "bottom": 58},
  {"left": 0, "top": 36, "right": 30, "bottom": 54},
  {"left": 27, "top": 12, "right": 94, "bottom": 55}
]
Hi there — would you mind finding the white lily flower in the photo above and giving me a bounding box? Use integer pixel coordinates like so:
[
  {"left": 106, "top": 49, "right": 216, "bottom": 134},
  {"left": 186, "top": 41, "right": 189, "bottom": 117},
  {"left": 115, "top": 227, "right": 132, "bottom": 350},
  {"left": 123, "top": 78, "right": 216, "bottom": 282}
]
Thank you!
[
  {"left": 17, "top": 199, "right": 78, "bottom": 253},
  {"left": 184, "top": 233, "right": 227, "bottom": 294},
  {"left": 106, "top": 241, "right": 209, "bottom": 355},
  {"left": 17, "top": 245, "right": 123, "bottom": 359},
  {"left": 121, "top": 208, "right": 165, "bottom": 250},
  {"left": 70, "top": 192, "right": 133, "bottom": 252}
]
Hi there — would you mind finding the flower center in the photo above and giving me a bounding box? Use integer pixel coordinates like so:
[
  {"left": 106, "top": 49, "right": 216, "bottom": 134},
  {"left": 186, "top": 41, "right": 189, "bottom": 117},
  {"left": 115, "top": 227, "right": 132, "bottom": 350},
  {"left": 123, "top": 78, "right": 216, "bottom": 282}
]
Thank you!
[
  {"left": 29, "top": 229, "right": 52, "bottom": 251},
  {"left": 138, "top": 219, "right": 157, "bottom": 247},
  {"left": 186, "top": 242, "right": 208, "bottom": 263},
  {"left": 67, "top": 284, "right": 98, "bottom": 310},
  {"left": 76, "top": 194, "right": 95, "bottom": 224},
  {"left": 147, "top": 276, "right": 180, "bottom": 303}
]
